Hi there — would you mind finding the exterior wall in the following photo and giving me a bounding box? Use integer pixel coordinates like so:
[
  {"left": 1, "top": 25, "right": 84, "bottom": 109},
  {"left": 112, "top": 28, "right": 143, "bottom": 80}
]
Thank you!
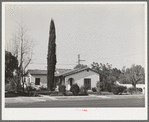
[
  {"left": 30, "top": 74, "right": 47, "bottom": 85},
  {"left": 65, "top": 70, "right": 99, "bottom": 90}
]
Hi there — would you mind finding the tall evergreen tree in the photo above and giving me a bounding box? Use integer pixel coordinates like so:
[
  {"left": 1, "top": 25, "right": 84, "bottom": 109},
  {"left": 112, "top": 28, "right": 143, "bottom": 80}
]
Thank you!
[{"left": 47, "top": 19, "right": 57, "bottom": 91}]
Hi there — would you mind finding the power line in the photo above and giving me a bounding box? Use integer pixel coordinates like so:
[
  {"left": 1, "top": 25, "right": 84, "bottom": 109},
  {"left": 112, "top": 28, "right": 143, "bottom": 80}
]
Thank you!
[
  {"left": 31, "top": 63, "right": 77, "bottom": 65},
  {"left": 31, "top": 52, "right": 145, "bottom": 65}
]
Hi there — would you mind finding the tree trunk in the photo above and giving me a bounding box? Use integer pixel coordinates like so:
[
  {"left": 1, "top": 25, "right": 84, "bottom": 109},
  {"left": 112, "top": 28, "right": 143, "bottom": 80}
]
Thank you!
[{"left": 22, "top": 76, "right": 24, "bottom": 93}]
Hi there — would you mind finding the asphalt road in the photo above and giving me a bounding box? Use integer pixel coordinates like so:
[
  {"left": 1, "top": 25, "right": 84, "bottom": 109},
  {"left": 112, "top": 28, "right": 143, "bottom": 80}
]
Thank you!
[{"left": 5, "top": 97, "right": 145, "bottom": 108}]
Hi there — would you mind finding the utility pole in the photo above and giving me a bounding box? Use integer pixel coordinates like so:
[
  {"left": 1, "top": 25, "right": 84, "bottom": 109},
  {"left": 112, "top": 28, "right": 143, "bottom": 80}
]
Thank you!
[{"left": 78, "top": 54, "right": 85, "bottom": 65}]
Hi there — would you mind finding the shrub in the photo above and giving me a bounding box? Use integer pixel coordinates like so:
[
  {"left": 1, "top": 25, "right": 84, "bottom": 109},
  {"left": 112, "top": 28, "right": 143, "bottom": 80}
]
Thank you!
[
  {"left": 111, "top": 86, "right": 119, "bottom": 95},
  {"left": 58, "top": 85, "right": 66, "bottom": 95},
  {"left": 112, "top": 85, "right": 127, "bottom": 95},
  {"left": 70, "top": 84, "right": 80, "bottom": 96},
  {"left": 92, "top": 87, "right": 97, "bottom": 92},
  {"left": 96, "top": 81, "right": 101, "bottom": 94},
  {"left": 80, "top": 85, "right": 89, "bottom": 94},
  {"left": 107, "top": 83, "right": 112, "bottom": 92},
  {"left": 78, "top": 91, "right": 88, "bottom": 96},
  {"left": 127, "top": 87, "right": 142, "bottom": 94},
  {"left": 137, "top": 88, "right": 143, "bottom": 92},
  {"left": 40, "top": 84, "right": 47, "bottom": 91}
]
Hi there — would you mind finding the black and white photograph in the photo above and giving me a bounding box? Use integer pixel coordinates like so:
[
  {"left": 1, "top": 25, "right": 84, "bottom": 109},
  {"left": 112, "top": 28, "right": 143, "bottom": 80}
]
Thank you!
[{"left": 2, "top": 2, "right": 147, "bottom": 120}]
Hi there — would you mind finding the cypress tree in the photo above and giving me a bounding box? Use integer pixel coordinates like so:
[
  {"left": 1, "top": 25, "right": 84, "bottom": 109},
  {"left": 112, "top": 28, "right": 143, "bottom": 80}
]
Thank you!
[{"left": 47, "top": 19, "right": 57, "bottom": 91}]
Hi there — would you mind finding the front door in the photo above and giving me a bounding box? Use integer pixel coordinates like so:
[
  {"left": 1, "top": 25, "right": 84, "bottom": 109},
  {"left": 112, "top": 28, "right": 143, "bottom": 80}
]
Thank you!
[{"left": 84, "top": 78, "right": 91, "bottom": 89}]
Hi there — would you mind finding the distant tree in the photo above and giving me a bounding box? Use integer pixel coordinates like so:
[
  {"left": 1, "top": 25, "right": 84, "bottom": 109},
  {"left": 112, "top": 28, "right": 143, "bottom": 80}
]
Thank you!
[
  {"left": 47, "top": 19, "right": 57, "bottom": 91},
  {"left": 106, "top": 75, "right": 117, "bottom": 85},
  {"left": 110, "top": 68, "right": 121, "bottom": 79},
  {"left": 74, "top": 64, "right": 87, "bottom": 69},
  {"left": 5, "top": 51, "right": 18, "bottom": 84},
  {"left": 91, "top": 62, "right": 112, "bottom": 80},
  {"left": 124, "top": 64, "right": 145, "bottom": 88},
  {"left": 121, "top": 66, "right": 126, "bottom": 73},
  {"left": 118, "top": 73, "right": 130, "bottom": 84}
]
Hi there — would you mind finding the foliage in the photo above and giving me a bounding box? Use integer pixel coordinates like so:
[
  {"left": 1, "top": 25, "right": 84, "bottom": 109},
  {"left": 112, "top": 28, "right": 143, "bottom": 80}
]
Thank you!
[
  {"left": 91, "top": 62, "right": 112, "bottom": 79},
  {"left": 92, "top": 87, "right": 97, "bottom": 92},
  {"left": 96, "top": 81, "right": 101, "bottom": 94},
  {"left": 26, "top": 82, "right": 40, "bottom": 96},
  {"left": 106, "top": 75, "right": 117, "bottom": 85},
  {"left": 58, "top": 85, "right": 66, "bottom": 95},
  {"left": 91, "top": 62, "right": 121, "bottom": 92},
  {"left": 79, "top": 84, "right": 89, "bottom": 95},
  {"left": 110, "top": 68, "right": 121, "bottom": 79},
  {"left": 107, "top": 83, "right": 112, "bottom": 92},
  {"left": 118, "top": 73, "right": 131, "bottom": 84},
  {"left": 96, "top": 81, "right": 100, "bottom": 88},
  {"left": 5, "top": 51, "right": 18, "bottom": 81},
  {"left": 74, "top": 64, "right": 87, "bottom": 69},
  {"left": 47, "top": 19, "right": 57, "bottom": 91},
  {"left": 40, "top": 84, "right": 47, "bottom": 91},
  {"left": 112, "top": 85, "right": 127, "bottom": 95},
  {"left": 124, "top": 65, "right": 145, "bottom": 88},
  {"left": 5, "top": 51, "right": 19, "bottom": 92},
  {"left": 70, "top": 84, "right": 80, "bottom": 96},
  {"left": 127, "top": 87, "right": 142, "bottom": 94}
]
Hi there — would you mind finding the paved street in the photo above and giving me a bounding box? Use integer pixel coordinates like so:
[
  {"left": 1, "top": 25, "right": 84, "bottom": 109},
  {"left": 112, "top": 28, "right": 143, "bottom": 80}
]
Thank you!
[{"left": 5, "top": 95, "right": 145, "bottom": 108}]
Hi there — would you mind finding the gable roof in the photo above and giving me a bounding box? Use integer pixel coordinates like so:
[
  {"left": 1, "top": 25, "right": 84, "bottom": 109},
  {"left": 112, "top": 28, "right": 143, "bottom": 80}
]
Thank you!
[
  {"left": 28, "top": 67, "right": 100, "bottom": 77},
  {"left": 56, "top": 67, "right": 99, "bottom": 77},
  {"left": 28, "top": 69, "right": 71, "bottom": 75}
]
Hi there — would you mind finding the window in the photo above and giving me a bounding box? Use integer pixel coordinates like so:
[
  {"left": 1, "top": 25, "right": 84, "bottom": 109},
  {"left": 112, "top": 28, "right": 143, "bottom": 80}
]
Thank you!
[
  {"left": 35, "top": 78, "right": 40, "bottom": 85},
  {"left": 84, "top": 78, "right": 91, "bottom": 89}
]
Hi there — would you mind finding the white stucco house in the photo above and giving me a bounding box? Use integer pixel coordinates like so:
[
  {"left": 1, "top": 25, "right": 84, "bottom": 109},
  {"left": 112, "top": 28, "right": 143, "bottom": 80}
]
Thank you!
[
  {"left": 27, "top": 67, "right": 100, "bottom": 90},
  {"left": 55, "top": 67, "right": 100, "bottom": 90}
]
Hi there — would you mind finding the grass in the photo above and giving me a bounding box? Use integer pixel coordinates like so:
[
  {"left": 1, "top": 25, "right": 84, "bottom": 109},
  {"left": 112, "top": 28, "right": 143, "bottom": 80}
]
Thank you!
[{"left": 5, "top": 92, "right": 29, "bottom": 97}]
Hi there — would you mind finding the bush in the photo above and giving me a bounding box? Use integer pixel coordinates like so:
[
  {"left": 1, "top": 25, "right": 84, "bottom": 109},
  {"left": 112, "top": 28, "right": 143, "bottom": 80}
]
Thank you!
[
  {"left": 92, "top": 87, "right": 97, "bottom": 92},
  {"left": 112, "top": 85, "right": 127, "bottom": 95},
  {"left": 80, "top": 85, "right": 89, "bottom": 95},
  {"left": 96, "top": 81, "right": 102, "bottom": 94},
  {"left": 40, "top": 84, "right": 47, "bottom": 91},
  {"left": 127, "top": 87, "right": 142, "bottom": 94},
  {"left": 58, "top": 85, "right": 66, "bottom": 95},
  {"left": 78, "top": 91, "right": 88, "bottom": 96},
  {"left": 107, "top": 83, "right": 112, "bottom": 92},
  {"left": 70, "top": 84, "right": 80, "bottom": 96}
]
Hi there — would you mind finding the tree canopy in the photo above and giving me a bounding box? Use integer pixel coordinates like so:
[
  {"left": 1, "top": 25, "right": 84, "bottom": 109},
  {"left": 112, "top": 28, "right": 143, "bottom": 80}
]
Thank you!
[
  {"left": 5, "top": 51, "right": 18, "bottom": 83},
  {"left": 47, "top": 19, "right": 57, "bottom": 91},
  {"left": 74, "top": 64, "right": 87, "bottom": 69},
  {"left": 124, "top": 64, "right": 145, "bottom": 88}
]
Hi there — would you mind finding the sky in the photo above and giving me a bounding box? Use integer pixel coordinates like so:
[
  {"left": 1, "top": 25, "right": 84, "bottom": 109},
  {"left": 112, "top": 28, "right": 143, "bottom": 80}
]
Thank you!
[{"left": 4, "top": 2, "right": 146, "bottom": 70}]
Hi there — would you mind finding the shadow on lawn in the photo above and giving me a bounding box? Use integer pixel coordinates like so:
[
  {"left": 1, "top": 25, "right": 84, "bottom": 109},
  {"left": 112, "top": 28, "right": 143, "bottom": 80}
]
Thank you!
[{"left": 5, "top": 92, "right": 40, "bottom": 97}]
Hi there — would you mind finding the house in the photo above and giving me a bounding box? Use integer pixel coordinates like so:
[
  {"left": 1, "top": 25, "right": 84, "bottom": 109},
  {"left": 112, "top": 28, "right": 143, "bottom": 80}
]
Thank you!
[
  {"left": 55, "top": 67, "right": 100, "bottom": 90},
  {"left": 27, "top": 69, "right": 71, "bottom": 87},
  {"left": 27, "top": 67, "right": 100, "bottom": 90}
]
